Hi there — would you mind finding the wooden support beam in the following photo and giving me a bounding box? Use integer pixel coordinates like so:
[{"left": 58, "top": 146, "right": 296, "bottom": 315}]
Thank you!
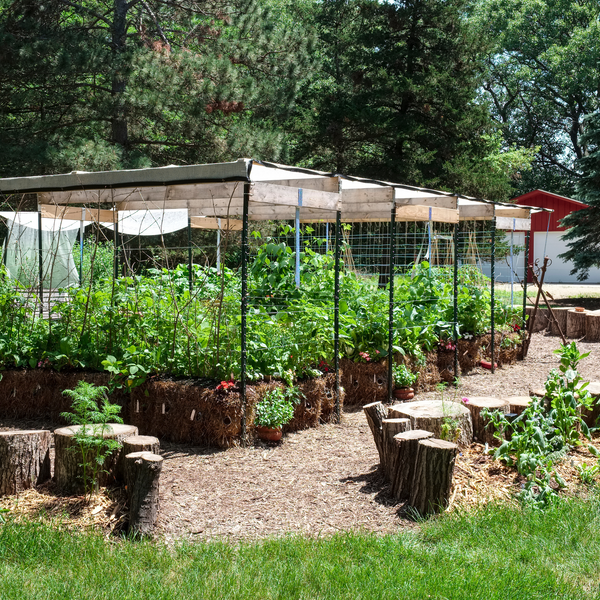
[
  {"left": 190, "top": 216, "right": 243, "bottom": 231},
  {"left": 341, "top": 187, "right": 394, "bottom": 206},
  {"left": 258, "top": 177, "right": 339, "bottom": 193},
  {"left": 40, "top": 204, "right": 116, "bottom": 223},
  {"left": 396, "top": 195, "right": 457, "bottom": 209},
  {"left": 459, "top": 204, "right": 494, "bottom": 220},
  {"left": 494, "top": 208, "right": 530, "bottom": 219},
  {"left": 251, "top": 182, "right": 340, "bottom": 211},
  {"left": 395, "top": 205, "right": 459, "bottom": 224},
  {"left": 495, "top": 216, "right": 531, "bottom": 231}
]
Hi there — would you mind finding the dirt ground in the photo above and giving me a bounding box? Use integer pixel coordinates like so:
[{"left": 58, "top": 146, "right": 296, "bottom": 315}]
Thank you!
[{"left": 2, "top": 331, "right": 600, "bottom": 542}]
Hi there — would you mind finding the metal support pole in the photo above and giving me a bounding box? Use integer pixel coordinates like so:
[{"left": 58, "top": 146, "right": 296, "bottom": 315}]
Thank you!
[
  {"left": 38, "top": 208, "right": 43, "bottom": 317},
  {"left": 490, "top": 216, "right": 496, "bottom": 374},
  {"left": 326, "top": 222, "right": 330, "bottom": 254},
  {"left": 453, "top": 223, "right": 459, "bottom": 382},
  {"left": 510, "top": 228, "right": 514, "bottom": 306},
  {"left": 113, "top": 215, "right": 119, "bottom": 280},
  {"left": 187, "top": 214, "right": 193, "bottom": 292},
  {"left": 427, "top": 218, "right": 432, "bottom": 275},
  {"left": 523, "top": 230, "right": 530, "bottom": 327},
  {"left": 295, "top": 189, "right": 302, "bottom": 287},
  {"left": 79, "top": 207, "right": 85, "bottom": 286},
  {"left": 217, "top": 219, "right": 222, "bottom": 274},
  {"left": 240, "top": 182, "right": 250, "bottom": 445},
  {"left": 334, "top": 210, "right": 341, "bottom": 423},
  {"left": 388, "top": 207, "right": 396, "bottom": 402}
]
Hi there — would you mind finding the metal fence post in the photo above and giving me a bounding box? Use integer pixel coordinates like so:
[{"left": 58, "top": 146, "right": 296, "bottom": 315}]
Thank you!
[
  {"left": 388, "top": 207, "right": 396, "bottom": 402},
  {"left": 334, "top": 210, "right": 341, "bottom": 422},
  {"left": 491, "top": 215, "right": 496, "bottom": 374},
  {"left": 453, "top": 222, "right": 459, "bottom": 381},
  {"left": 523, "top": 230, "right": 530, "bottom": 326},
  {"left": 240, "top": 182, "right": 250, "bottom": 445}
]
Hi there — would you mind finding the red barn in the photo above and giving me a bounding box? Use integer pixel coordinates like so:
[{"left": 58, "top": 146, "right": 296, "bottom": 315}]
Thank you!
[{"left": 514, "top": 189, "right": 599, "bottom": 283}]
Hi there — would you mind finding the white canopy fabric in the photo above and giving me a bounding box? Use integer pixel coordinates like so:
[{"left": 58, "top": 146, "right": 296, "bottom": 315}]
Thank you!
[
  {"left": 0, "top": 212, "right": 81, "bottom": 232},
  {"left": 104, "top": 209, "right": 188, "bottom": 236}
]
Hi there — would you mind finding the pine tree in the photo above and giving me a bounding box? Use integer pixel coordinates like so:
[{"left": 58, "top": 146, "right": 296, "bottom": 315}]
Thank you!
[
  {"left": 559, "top": 113, "right": 600, "bottom": 281},
  {"left": 0, "top": 0, "right": 315, "bottom": 176}
]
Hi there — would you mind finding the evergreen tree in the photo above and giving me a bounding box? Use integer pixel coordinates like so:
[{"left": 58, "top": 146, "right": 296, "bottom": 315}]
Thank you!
[
  {"left": 559, "top": 112, "right": 600, "bottom": 281},
  {"left": 0, "top": 0, "right": 315, "bottom": 176},
  {"left": 286, "top": 0, "right": 502, "bottom": 194}
]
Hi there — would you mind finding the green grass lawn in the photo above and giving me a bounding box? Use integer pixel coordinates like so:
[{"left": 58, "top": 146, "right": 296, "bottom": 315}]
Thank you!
[{"left": 1, "top": 496, "right": 599, "bottom": 599}]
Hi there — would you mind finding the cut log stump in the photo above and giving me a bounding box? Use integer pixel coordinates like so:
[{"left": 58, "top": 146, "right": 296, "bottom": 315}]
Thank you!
[
  {"left": 585, "top": 311, "right": 600, "bottom": 342},
  {"left": 0, "top": 430, "right": 51, "bottom": 496},
  {"left": 54, "top": 423, "right": 138, "bottom": 493},
  {"left": 125, "top": 451, "right": 163, "bottom": 536},
  {"left": 409, "top": 438, "right": 458, "bottom": 516},
  {"left": 382, "top": 418, "right": 411, "bottom": 481},
  {"left": 567, "top": 308, "right": 588, "bottom": 339},
  {"left": 506, "top": 396, "right": 532, "bottom": 417},
  {"left": 549, "top": 307, "right": 569, "bottom": 337},
  {"left": 389, "top": 400, "right": 473, "bottom": 445},
  {"left": 116, "top": 435, "right": 160, "bottom": 483},
  {"left": 363, "top": 402, "right": 387, "bottom": 465},
  {"left": 464, "top": 397, "right": 509, "bottom": 445},
  {"left": 391, "top": 429, "right": 434, "bottom": 500}
]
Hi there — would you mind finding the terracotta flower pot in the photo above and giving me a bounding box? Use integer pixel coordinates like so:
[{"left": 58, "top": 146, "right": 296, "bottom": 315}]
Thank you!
[
  {"left": 393, "top": 387, "right": 414, "bottom": 401},
  {"left": 255, "top": 426, "right": 283, "bottom": 442}
]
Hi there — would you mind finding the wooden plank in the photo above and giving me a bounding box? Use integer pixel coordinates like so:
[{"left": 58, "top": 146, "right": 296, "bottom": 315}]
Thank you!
[
  {"left": 258, "top": 177, "right": 339, "bottom": 193},
  {"left": 395, "top": 205, "right": 459, "bottom": 224},
  {"left": 251, "top": 182, "right": 340, "bottom": 211},
  {"left": 341, "top": 187, "right": 394, "bottom": 206},
  {"left": 459, "top": 204, "right": 494, "bottom": 220},
  {"left": 396, "top": 195, "right": 457, "bottom": 209},
  {"left": 190, "top": 217, "right": 243, "bottom": 231},
  {"left": 40, "top": 204, "right": 115, "bottom": 223},
  {"left": 495, "top": 216, "right": 531, "bottom": 231},
  {"left": 494, "top": 207, "right": 530, "bottom": 219}
]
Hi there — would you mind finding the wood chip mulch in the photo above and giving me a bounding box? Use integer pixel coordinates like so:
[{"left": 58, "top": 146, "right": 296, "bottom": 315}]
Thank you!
[{"left": 2, "top": 332, "right": 600, "bottom": 541}]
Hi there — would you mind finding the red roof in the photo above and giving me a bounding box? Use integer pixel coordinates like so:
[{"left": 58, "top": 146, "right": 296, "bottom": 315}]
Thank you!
[{"left": 512, "top": 189, "right": 587, "bottom": 232}]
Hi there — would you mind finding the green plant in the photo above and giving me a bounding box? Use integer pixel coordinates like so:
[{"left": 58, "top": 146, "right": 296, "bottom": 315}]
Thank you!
[
  {"left": 576, "top": 462, "right": 599, "bottom": 486},
  {"left": 437, "top": 381, "right": 462, "bottom": 443},
  {"left": 60, "top": 382, "right": 124, "bottom": 498},
  {"left": 254, "top": 386, "right": 302, "bottom": 430},
  {"left": 392, "top": 363, "right": 417, "bottom": 388}
]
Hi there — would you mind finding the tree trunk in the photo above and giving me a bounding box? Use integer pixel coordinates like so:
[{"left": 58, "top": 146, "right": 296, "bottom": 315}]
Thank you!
[
  {"left": 409, "top": 438, "right": 458, "bottom": 516},
  {"left": 0, "top": 430, "right": 51, "bottom": 495},
  {"left": 116, "top": 435, "right": 160, "bottom": 483},
  {"left": 125, "top": 451, "right": 163, "bottom": 536},
  {"left": 54, "top": 423, "right": 138, "bottom": 493},
  {"left": 391, "top": 429, "right": 434, "bottom": 500},
  {"left": 111, "top": 0, "right": 130, "bottom": 148},
  {"left": 506, "top": 396, "right": 532, "bottom": 417},
  {"left": 567, "top": 308, "right": 588, "bottom": 339},
  {"left": 363, "top": 401, "right": 388, "bottom": 465},
  {"left": 464, "top": 397, "right": 510, "bottom": 445},
  {"left": 586, "top": 311, "right": 600, "bottom": 341},
  {"left": 390, "top": 400, "right": 473, "bottom": 445},
  {"left": 382, "top": 418, "right": 411, "bottom": 481}
]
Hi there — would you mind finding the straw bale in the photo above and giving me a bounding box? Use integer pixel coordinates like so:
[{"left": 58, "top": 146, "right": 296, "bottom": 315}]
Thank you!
[
  {"left": 413, "top": 351, "right": 440, "bottom": 392},
  {"left": 340, "top": 359, "right": 388, "bottom": 406},
  {"left": 456, "top": 338, "right": 483, "bottom": 372}
]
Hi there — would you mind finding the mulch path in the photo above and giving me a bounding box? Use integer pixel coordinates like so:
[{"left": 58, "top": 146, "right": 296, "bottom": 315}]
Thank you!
[{"left": 2, "top": 331, "right": 600, "bottom": 541}]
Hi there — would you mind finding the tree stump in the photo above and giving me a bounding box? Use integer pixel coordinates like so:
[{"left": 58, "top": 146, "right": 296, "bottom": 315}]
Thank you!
[
  {"left": 125, "top": 451, "right": 163, "bottom": 536},
  {"left": 363, "top": 402, "right": 388, "bottom": 465},
  {"left": 391, "top": 429, "right": 434, "bottom": 500},
  {"left": 409, "top": 438, "right": 458, "bottom": 516},
  {"left": 585, "top": 311, "right": 600, "bottom": 341},
  {"left": 506, "top": 396, "right": 532, "bottom": 417},
  {"left": 464, "top": 397, "right": 510, "bottom": 445},
  {"left": 0, "top": 430, "right": 51, "bottom": 496},
  {"left": 54, "top": 423, "right": 138, "bottom": 493},
  {"left": 567, "top": 308, "right": 588, "bottom": 339},
  {"left": 390, "top": 400, "right": 473, "bottom": 445},
  {"left": 525, "top": 306, "right": 549, "bottom": 332},
  {"left": 116, "top": 435, "right": 161, "bottom": 483},
  {"left": 549, "top": 307, "right": 569, "bottom": 337},
  {"left": 382, "top": 418, "right": 411, "bottom": 481}
]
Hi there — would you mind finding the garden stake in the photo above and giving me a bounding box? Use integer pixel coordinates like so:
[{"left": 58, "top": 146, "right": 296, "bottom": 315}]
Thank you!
[
  {"left": 240, "top": 181, "right": 250, "bottom": 445},
  {"left": 334, "top": 209, "right": 341, "bottom": 422},
  {"left": 37, "top": 207, "right": 43, "bottom": 317},
  {"left": 523, "top": 256, "right": 549, "bottom": 357},
  {"left": 531, "top": 266, "right": 566, "bottom": 345},
  {"left": 522, "top": 230, "right": 530, "bottom": 326},
  {"left": 453, "top": 222, "right": 458, "bottom": 381},
  {"left": 388, "top": 207, "right": 396, "bottom": 403},
  {"left": 490, "top": 215, "right": 496, "bottom": 374},
  {"left": 187, "top": 214, "right": 192, "bottom": 291}
]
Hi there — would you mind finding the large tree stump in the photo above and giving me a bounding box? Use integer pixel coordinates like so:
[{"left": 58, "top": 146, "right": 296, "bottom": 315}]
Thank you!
[
  {"left": 0, "top": 430, "right": 51, "bottom": 496},
  {"left": 382, "top": 418, "right": 411, "bottom": 481},
  {"left": 125, "top": 451, "right": 163, "bottom": 536},
  {"left": 116, "top": 435, "right": 160, "bottom": 483},
  {"left": 549, "top": 307, "right": 569, "bottom": 337},
  {"left": 391, "top": 429, "right": 434, "bottom": 500},
  {"left": 525, "top": 306, "right": 549, "bottom": 332},
  {"left": 567, "top": 308, "right": 588, "bottom": 339},
  {"left": 54, "top": 423, "right": 138, "bottom": 493},
  {"left": 363, "top": 402, "right": 388, "bottom": 465},
  {"left": 585, "top": 311, "right": 600, "bottom": 341},
  {"left": 390, "top": 400, "right": 473, "bottom": 445},
  {"left": 506, "top": 396, "right": 532, "bottom": 417},
  {"left": 464, "top": 397, "right": 510, "bottom": 445},
  {"left": 409, "top": 438, "right": 458, "bottom": 516}
]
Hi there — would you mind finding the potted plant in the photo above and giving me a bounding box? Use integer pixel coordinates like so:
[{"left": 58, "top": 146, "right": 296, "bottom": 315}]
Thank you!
[
  {"left": 392, "top": 364, "right": 417, "bottom": 400},
  {"left": 254, "top": 387, "right": 297, "bottom": 442}
]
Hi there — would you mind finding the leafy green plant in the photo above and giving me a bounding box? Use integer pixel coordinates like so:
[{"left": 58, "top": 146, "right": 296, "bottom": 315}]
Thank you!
[
  {"left": 392, "top": 364, "right": 417, "bottom": 388},
  {"left": 254, "top": 386, "right": 302, "bottom": 430},
  {"left": 60, "top": 382, "right": 124, "bottom": 498},
  {"left": 576, "top": 462, "right": 599, "bottom": 485}
]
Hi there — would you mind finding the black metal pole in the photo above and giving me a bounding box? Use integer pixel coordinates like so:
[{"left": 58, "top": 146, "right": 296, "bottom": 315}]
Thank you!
[
  {"left": 490, "top": 216, "right": 496, "bottom": 374},
  {"left": 523, "top": 230, "right": 530, "bottom": 327},
  {"left": 187, "top": 215, "right": 193, "bottom": 292},
  {"left": 453, "top": 222, "right": 459, "bottom": 382},
  {"left": 240, "top": 182, "right": 250, "bottom": 445},
  {"left": 38, "top": 209, "right": 43, "bottom": 317},
  {"left": 113, "top": 216, "right": 119, "bottom": 280},
  {"left": 334, "top": 210, "right": 341, "bottom": 423},
  {"left": 388, "top": 207, "right": 396, "bottom": 402}
]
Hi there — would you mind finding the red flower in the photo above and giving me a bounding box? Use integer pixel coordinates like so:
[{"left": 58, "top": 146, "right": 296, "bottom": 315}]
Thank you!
[{"left": 216, "top": 379, "right": 235, "bottom": 392}]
